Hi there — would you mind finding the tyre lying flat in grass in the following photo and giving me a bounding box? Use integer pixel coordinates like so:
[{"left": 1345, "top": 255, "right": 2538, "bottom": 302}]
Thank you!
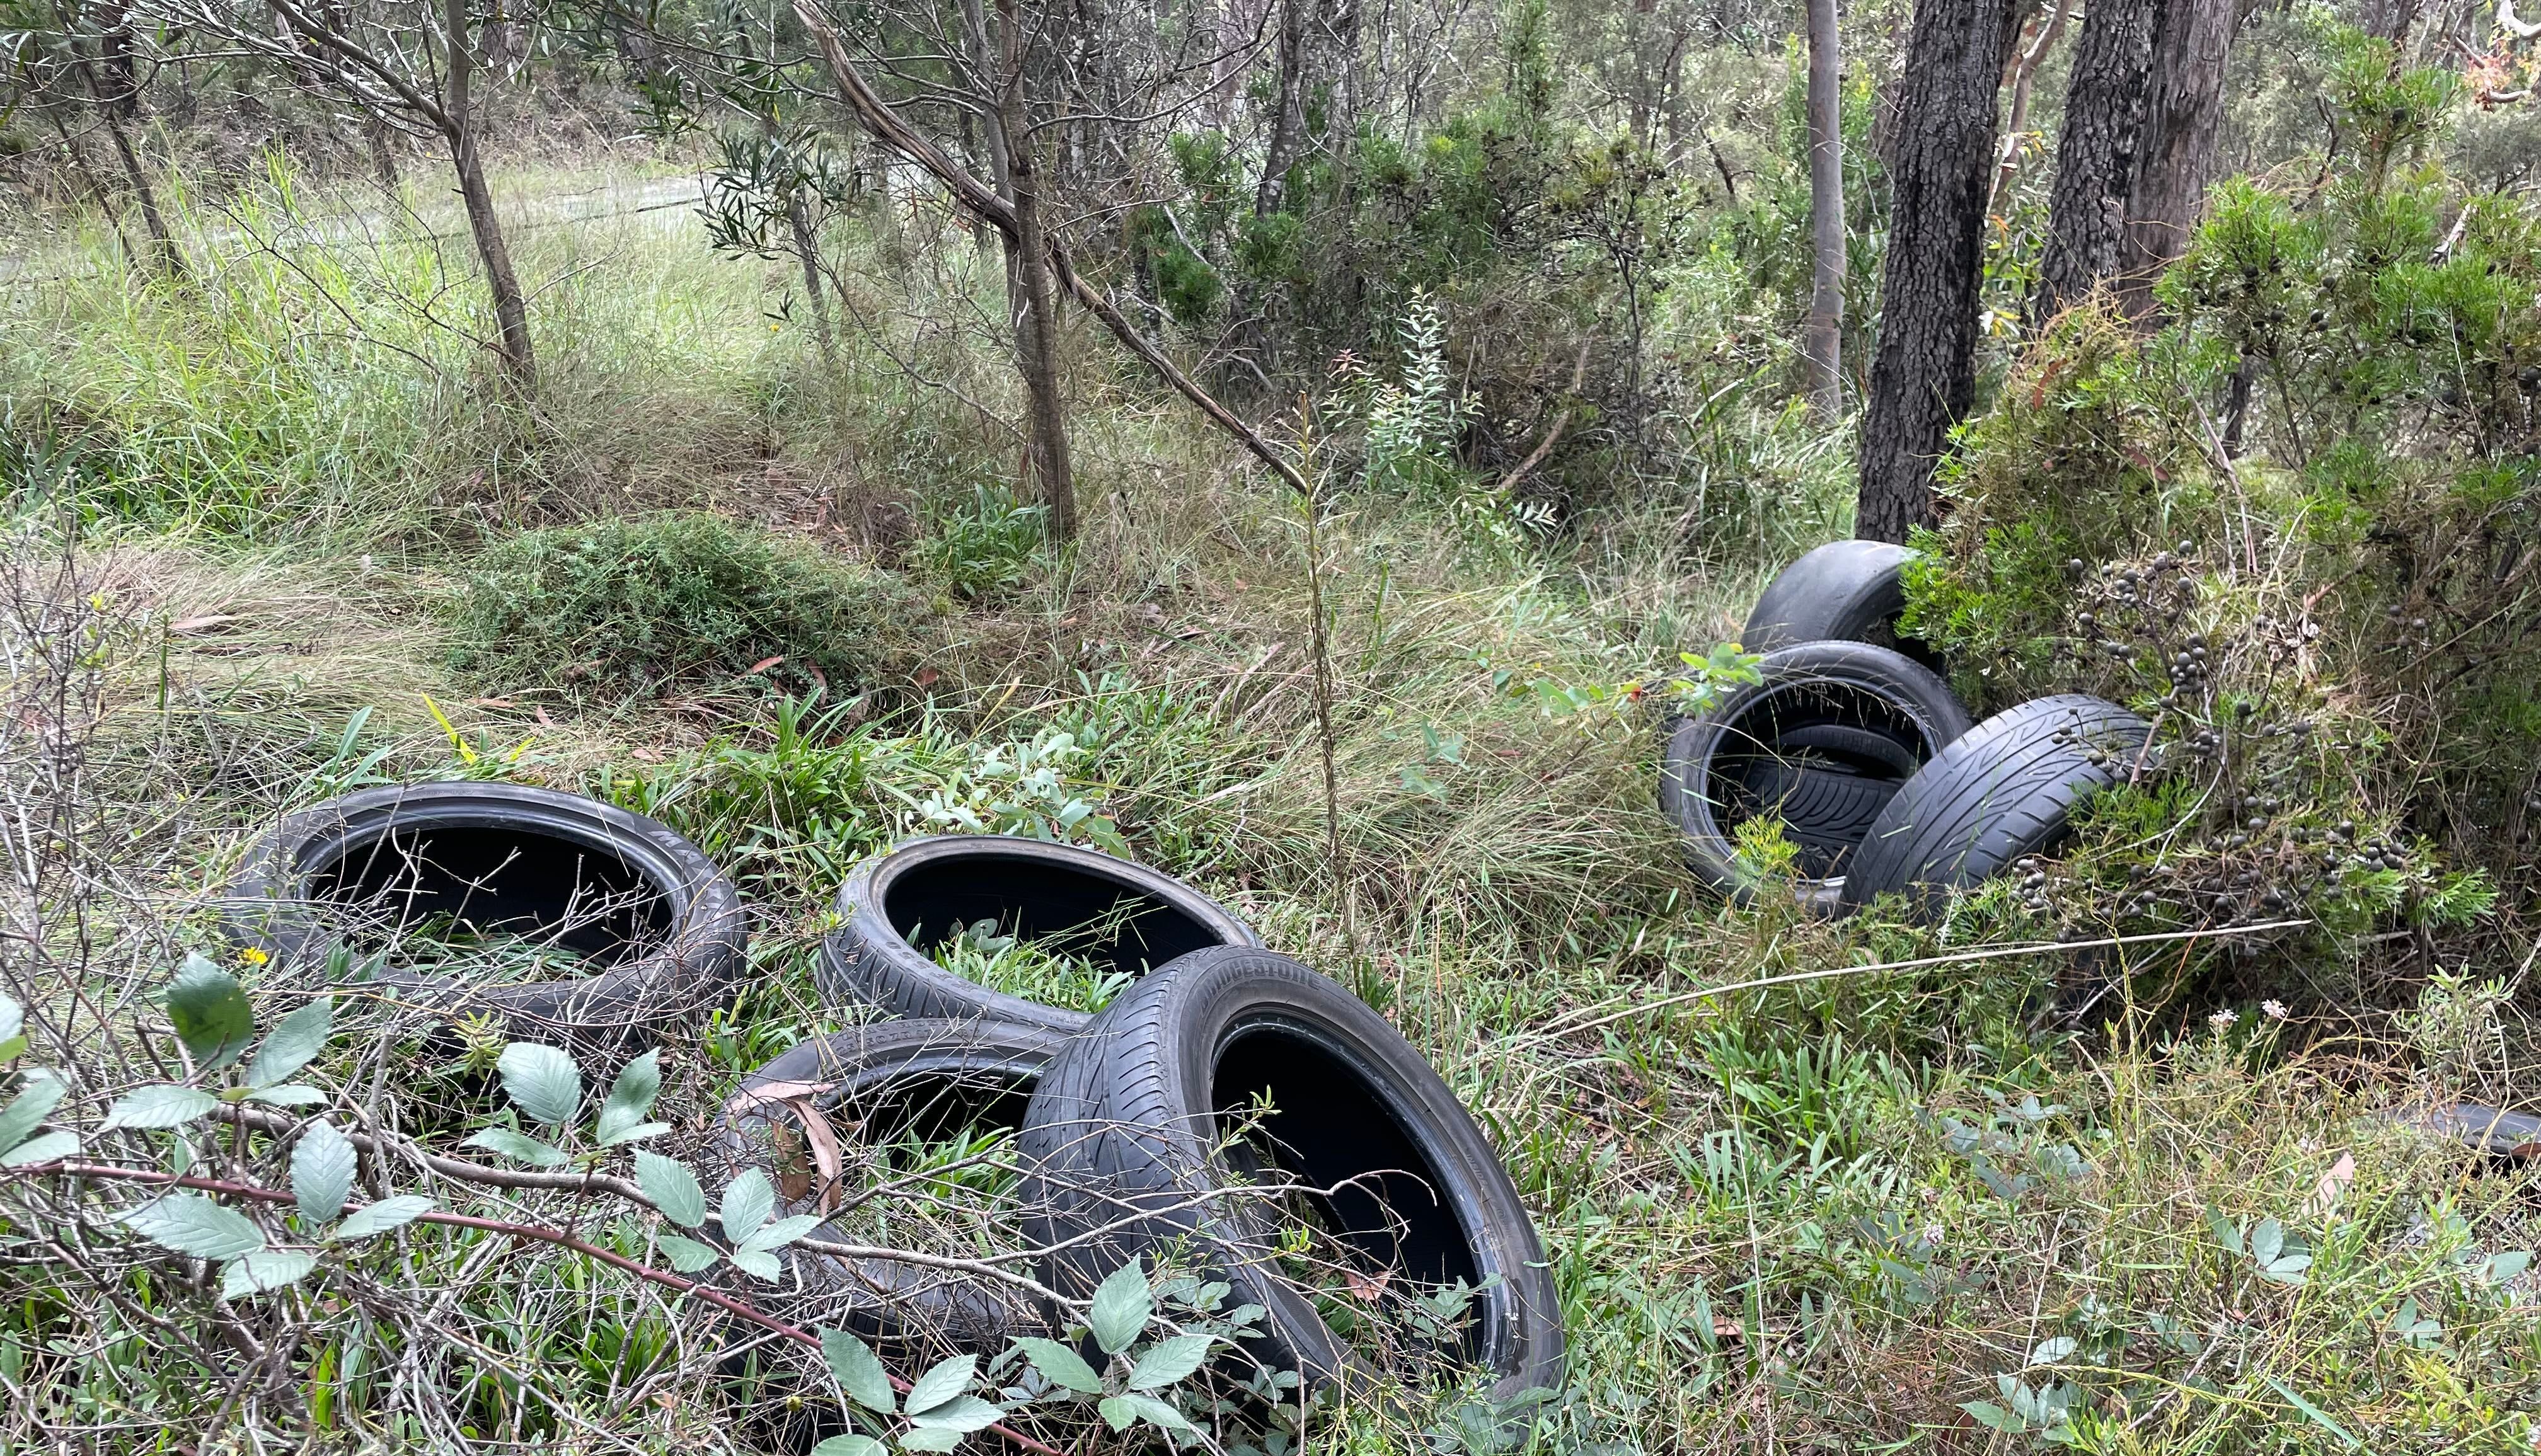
[
  {"left": 219, "top": 782, "right": 746, "bottom": 1048},
  {"left": 816, "top": 835, "right": 1259, "bottom": 1033},
  {"left": 705, "top": 1017, "right": 1065, "bottom": 1350},
  {"left": 1018, "top": 945, "right": 1565, "bottom": 1409},
  {"left": 1661, "top": 640, "right": 1972, "bottom": 907}
]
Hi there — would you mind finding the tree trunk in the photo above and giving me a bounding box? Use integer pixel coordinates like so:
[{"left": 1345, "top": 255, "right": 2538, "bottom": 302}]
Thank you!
[
  {"left": 1988, "top": 0, "right": 2072, "bottom": 214},
  {"left": 999, "top": 0, "right": 1076, "bottom": 541},
  {"left": 761, "top": 112, "right": 835, "bottom": 364},
  {"left": 1802, "top": 0, "right": 1845, "bottom": 418},
  {"left": 1856, "top": 0, "right": 2023, "bottom": 543},
  {"left": 2034, "top": 0, "right": 2157, "bottom": 324},
  {"left": 441, "top": 0, "right": 534, "bottom": 397},
  {"left": 79, "top": 18, "right": 187, "bottom": 283},
  {"left": 2116, "top": 0, "right": 2235, "bottom": 318},
  {"left": 99, "top": 112, "right": 187, "bottom": 283},
  {"left": 1256, "top": 0, "right": 1311, "bottom": 217}
]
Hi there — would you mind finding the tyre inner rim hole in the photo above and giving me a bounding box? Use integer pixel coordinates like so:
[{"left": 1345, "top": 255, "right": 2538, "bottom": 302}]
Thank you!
[
  {"left": 1710, "top": 682, "right": 1933, "bottom": 878},
  {"left": 764, "top": 1070, "right": 1035, "bottom": 1224},
  {"left": 304, "top": 826, "right": 674, "bottom": 972},
  {"left": 1209, "top": 1027, "right": 1486, "bottom": 1366},
  {"left": 884, "top": 854, "right": 1231, "bottom": 985}
]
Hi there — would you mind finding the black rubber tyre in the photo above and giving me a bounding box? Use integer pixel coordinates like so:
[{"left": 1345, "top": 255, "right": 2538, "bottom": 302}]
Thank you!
[
  {"left": 1743, "top": 539, "right": 1944, "bottom": 672},
  {"left": 1659, "top": 641, "right": 1973, "bottom": 905},
  {"left": 219, "top": 782, "right": 746, "bottom": 1048},
  {"left": 815, "top": 835, "right": 1259, "bottom": 1034},
  {"left": 703, "top": 1019, "right": 1064, "bottom": 1350},
  {"left": 2419, "top": 1103, "right": 2541, "bottom": 1159},
  {"left": 1838, "top": 694, "right": 2152, "bottom": 919},
  {"left": 1017, "top": 946, "right": 1564, "bottom": 1407}
]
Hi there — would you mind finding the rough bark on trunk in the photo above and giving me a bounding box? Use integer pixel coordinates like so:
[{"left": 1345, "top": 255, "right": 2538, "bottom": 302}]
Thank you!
[
  {"left": 998, "top": 0, "right": 1076, "bottom": 541},
  {"left": 2116, "top": 0, "right": 2234, "bottom": 318},
  {"left": 2034, "top": 0, "right": 2157, "bottom": 323},
  {"left": 1256, "top": 0, "right": 1311, "bottom": 217},
  {"left": 1802, "top": 0, "right": 1845, "bottom": 418},
  {"left": 1856, "top": 0, "right": 2023, "bottom": 542},
  {"left": 442, "top": 0, "right": 534, "bottom": 396}
]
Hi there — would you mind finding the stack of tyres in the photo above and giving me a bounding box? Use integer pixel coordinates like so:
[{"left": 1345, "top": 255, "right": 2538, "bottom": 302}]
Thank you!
[
  {"left": 220, "top": 796, "right": 1567, "bottom": 1418},
  {"left": 1668, "top": 540, "right": 2153, "bottom": 919}
]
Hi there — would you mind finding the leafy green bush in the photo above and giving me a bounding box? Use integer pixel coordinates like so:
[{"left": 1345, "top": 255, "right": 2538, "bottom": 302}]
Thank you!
[
  {"left": 447, "top": 513, "right": 928, "bottom": 701},
  {"left": 906, "top": 484, "right": 1048, "bottom": 602}
]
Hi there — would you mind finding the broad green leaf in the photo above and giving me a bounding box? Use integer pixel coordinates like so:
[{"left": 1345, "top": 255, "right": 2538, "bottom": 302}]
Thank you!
[
  {"left": 2487, "top": 1250, "right": 2534, "bottom": 1284},
  {"left": 243, "top": 997, "right": 331, "bottom": 1089},
  {"left": 0, "top": 992, "right": 20, "bottom": 1043},
  {"left": 122, "top": 1195, "right": 263, "bottom": 1259},
  {"left": 1098, "top": 1396, "right": 1140, "bottom": 1432},
  {"left": 292, "top": 1121, "right": 356, "bottom": 1223},
  {"left": 1961, "top": 1401, "right": 2019, "bottom": 1434},
  {"left": 335, "top": 1196, "right": 434, "bottom": 1240},
  {"left": 904, "top": 1396, "right": 1003, "bottom": 1434},
  {"left": 0, "top": 1074, "right": 68, "bottom": 1155},
  {"left": 738, "top": 1213, "right": 824, "bottom": 1256},
  {"left": 896, "top": 1431, "right": 960, "bottom": 1453},
  {"left": 635, "top": 1151, "right": 707, "bottom": 1227},
  {"left": 495, "top": 1043, "right": 581, "bottom": 1126},
  {"left": 2025, "top": 1336, "right": 2077, "bottom": 1368},
  {"left": 460, "top": 1127, "right": 571, "bottom": 1167},
  {"left": 1126, "top": 1333, "right": 1214, "bottom": 1391},
  {"left": 101, "top": 1085, "right": 220, "bottom": 1132},
  {"left": 596, "top": 1050, "right": 662, "bottom": 1144},
  {"left": 1107, "top": 1392, "right": 1194, "bottom": 1433},
  {"left": 1088, "top": 1258, "right": 1153, "bottom": 1355},
  {"left": 729, "top": 1247, "right": 780, "bottom": 1281},
  {"left": 243, "top": 1084, "right": 327, "bottom": 1107},
  {"left": 168, "top": 955, "right": 255, "bottom": 1070},
  {"left": 596, "top": 1120, "right": 671, "bottom": 1148},
  {"left": 0, "top": 1036, "right": 25, "bottom": 1063},
  {"left": 1010, "top": 1336, "right": 1103, "bottom": 1394},
  {"left": 0, "top": 1129, "right": 78, "bottom": 1167},
  {"left": 903, "top": 1354, "right": 976, "bottom": 1416},
  {"left": 659, "top": 1234, "right": 720, "bottom": 1272},
  {"left": 219, "top": 1249, "right": 317, "bottom": 1300},
  {"left": 811, "top": 1438, "right": 886, "bottom": 1456},
  {"left": 821, "top": 1327, "right": 895, "bottom": 1414},
  {"left": 720, "top": 1167, "right": 773, "bottom": 1243}
]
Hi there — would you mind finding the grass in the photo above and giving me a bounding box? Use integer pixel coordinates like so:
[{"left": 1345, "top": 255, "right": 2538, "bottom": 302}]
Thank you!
[{"left": 5, "top": 141, "right": 2539, "bottom": 1456}]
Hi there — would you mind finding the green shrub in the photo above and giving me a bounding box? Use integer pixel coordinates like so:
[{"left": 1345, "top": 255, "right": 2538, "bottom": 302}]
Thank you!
[
  {"left": 906, "top": 484, "right": 1047, "bottom": 602},
  {"left": 447, "top": 513, "right": 928, "bottom": 701}
]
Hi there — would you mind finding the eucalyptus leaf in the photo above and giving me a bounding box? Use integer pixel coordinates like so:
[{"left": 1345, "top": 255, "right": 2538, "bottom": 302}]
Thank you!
[
  {"left": 168, "top": 955, "right": 255, "bottom": 1070},
  {"left": 291, "top": 1120, "right": 357, "bottom": 1223},
  {"left": 635, "top": 1150, "right": 707, "bottom": 1228},
  {"left": 822, "top": 1327, "right": 896, "bottom": 1414},
  {"left": 495, "top": 1043, "right": 582, "bottom": 1127},
  {"left": 243, "top": 996, "right": 331, "bottom": 1089},
  {"left": 121, "top": 1194, "right": 263, "bottom": 1259}
]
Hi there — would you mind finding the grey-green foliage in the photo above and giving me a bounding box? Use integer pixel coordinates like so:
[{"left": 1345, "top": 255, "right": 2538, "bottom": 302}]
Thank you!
[{"left": 446, "top": 513, "right": 930, "bottom": 702}]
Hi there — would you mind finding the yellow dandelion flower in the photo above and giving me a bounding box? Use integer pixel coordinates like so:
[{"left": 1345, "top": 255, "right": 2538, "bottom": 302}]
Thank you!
[{"left": 239, "top": 946, "right": 269, "bottom": 965}]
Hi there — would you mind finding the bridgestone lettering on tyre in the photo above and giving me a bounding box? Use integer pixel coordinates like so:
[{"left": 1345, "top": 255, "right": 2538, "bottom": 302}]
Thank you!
[
  {"left": 1661, "top": 641, "right": 1972, "bottom": 905},
  {"left": 1742, "top": 538, "right": 1944, "bottom": 672},
  {"left": 1017, "top": 946, "right": 1564, "bottom": 1408},
  {"left": 816, "top": 835, "right": 1259, "bottom": 1033},
  {"left": 1839, "top": 694, "right": 2153, "bottom": 919},
  {"left": 219, "top": 783, "right": 746, "bottom": 1048},
  {"left": 705, "top": 1019, "right": 1064, "bottom": 1349}
]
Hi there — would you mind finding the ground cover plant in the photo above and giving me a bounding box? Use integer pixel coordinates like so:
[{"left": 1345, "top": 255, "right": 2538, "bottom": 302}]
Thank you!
[{"left": 4, "top": 1, "right": 2541, "bottom": 1451}]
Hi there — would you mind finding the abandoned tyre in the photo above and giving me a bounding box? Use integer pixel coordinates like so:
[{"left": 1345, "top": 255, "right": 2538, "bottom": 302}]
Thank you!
[
  {"left": 1661, "top": 641, "right": 1972, "bottom": 905},
  {"left": 1018, "top": 946, "right": 1564, "bottom": 1407},
  {"left": 219, "top": 782, "right": 745, "bottom": 1047},
  {"left": 816, "top": 835, "right": 1259, "bottom": 1034},
  {"left": 704, "top": 1019, "right": 1064, "bottom": 1350},
  {"left": 1743, "top": 539, "right": 1944, "bottom": 672},
  {"left": 1839, "top": 694, "right": 2152, "bottom": 920}
]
